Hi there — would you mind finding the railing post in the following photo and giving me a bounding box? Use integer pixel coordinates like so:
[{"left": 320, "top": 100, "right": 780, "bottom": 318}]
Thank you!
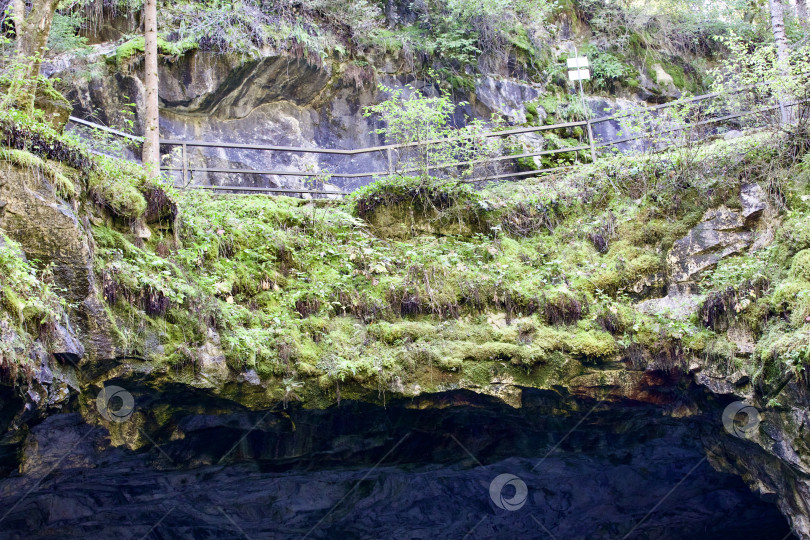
[
  {"left": 586, "top": 119, "right": 597, "bottom": 163},
  {"left": 181, "top": 143, "right": 188, "bottom": 188}
]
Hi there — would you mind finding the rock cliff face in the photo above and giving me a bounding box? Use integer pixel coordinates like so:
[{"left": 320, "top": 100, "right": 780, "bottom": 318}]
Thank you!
[
  {"left": 0, "top": 165, "right": 116, "bottom": 363},
  {"left": 52, "top": 48, "right": 646, "bottom": 194},
  {"left": 0, "top": 156, "right": 808, "bottom": 538}
]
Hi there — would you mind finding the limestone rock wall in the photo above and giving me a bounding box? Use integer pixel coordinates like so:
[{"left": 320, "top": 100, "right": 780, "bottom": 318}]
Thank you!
[{"left": 51, "top": 48, "right": 649, "bottom": 194}]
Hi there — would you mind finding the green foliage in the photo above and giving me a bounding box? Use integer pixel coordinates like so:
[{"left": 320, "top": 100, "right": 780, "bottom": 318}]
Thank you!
[
  {"left": 0, "top": 233, "right": 64, "bottom": 377},
  {"left": 581, "top": 45, "right": 638, "bottom": 91},
  {"left": 363, "top": 82, "right": 503, "bottom": 181},
  {"left": 88, "top": 156, "right": 149, "bottom": 219},
  {"left": 0, "top": 108, "right": 92, "bottom": 171},
  {"left": 94, "top": 225, "right": 194, "bottom": 308},
  {"left": 756, "top": 322, "right": 810, "bottom": 380},
  {"left": 349, "top": 174, "right": 481, "bottom": 220},
  {"left": 791, "top": 249, "right": 810, "bottom": 281},
  {"left": 703, "top": 246, "right": 779, "bottom": 291},
  {"left": 0, "top": 148, "right": 76, "bottom": 199},
  {"left": 113, "top": 36, "right": 200, "bottom": 66},
  {"left": 580, "top": 0, "right": 758, "bottom": 56},
  {"left": 0, "top": 102, "right": 170, "bottom": 224},
  {"left": 0, "top": 234, "right": 63, "bottom": 326},
  {"left": 710, "top": 34, "right": 810, "bottom": 118},
  {"left": 161, "top": 1, "right": 274, "bottom": 57},
  {"left": 48, "top": 13, "right": 90, "bottom": 54}
]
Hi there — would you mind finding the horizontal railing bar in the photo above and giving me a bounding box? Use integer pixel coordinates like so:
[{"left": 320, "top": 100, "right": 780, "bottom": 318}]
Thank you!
[
  {"left": 374, "top": 144, "right": 591, "bottom": 176},
  {"left": 68, "top": 82, "right": 768, "bottom": 155},
  {"left": 187, "top": 163, "right": 583, "bottom": 191},
  {"left": 188, "top": 185, "right": 347, "bottom": 195},
  {"left": 589, "top": 83, "right": 763, "bottom": 124},
  {"left": 68, "top": 116, "right": 144, "bottom": 141},
  {"left": 162, "top": 166, "right": 380, "bottom": 178},
  {"left": 594, "top": 99, "right": 805, "bottom": 149},
  {"left": 161, "top": 166, "right": 320, "bottom": 176},
  {"left": 404, "top": 145, "right": 591, "bottom": 174},
  {"left": 162, "top": 144, "right": 591, "bottom": 179},
  {"left": 158, "top": 121, "right": 588, "bottom": 155},
  {"left": 464, "top": 167, "right": 573, "bottom": 183},
  {"left": 73, "top": 83, "right": 807, "bottom": 198},
  {"left": 591, "top": 94, "right": 721, "bottom": 125},
  {"left": 160, "top": 140, "right": 359, "bottom": 155}
]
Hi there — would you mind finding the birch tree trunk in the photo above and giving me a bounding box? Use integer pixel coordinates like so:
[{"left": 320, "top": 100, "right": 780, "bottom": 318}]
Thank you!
[
  {"left": 797, "top": 0, "right": 808, "bottom": 27},
  {"left": 769, "top": 0, "right": 792, "bottom": 123},
  {"left": 142, "top": 0, "right": 160, "bottom": 178}
]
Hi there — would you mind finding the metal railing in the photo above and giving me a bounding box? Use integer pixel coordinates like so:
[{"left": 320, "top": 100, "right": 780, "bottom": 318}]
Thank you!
[{"left": 66, "top": 83, "right": 803, "bottom": 196}]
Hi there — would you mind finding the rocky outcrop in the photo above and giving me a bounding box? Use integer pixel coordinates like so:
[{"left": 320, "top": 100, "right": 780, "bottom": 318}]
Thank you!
[
  {"left": 666, "top": 184, "right": 767, "bottom": 285},
  {"left": 0, "top": 164, "right": 117, "bottom": 363},
  {"left": 668, "top": 206, "right": 753, "bottom": 283},
  {"left": 474, "top": 76, "right": 541, "bottom": 124}
]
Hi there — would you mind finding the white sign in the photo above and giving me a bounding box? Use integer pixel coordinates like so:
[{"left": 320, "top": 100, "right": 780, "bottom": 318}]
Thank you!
[
  {"left": 567, "top": 57, "right": 589, "bottom": 69},
  {"left": 568, "top": 68, "right": 591, "bottom": 81}
]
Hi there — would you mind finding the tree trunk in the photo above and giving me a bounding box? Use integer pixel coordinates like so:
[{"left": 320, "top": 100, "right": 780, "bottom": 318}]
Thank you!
[
  {"left": 10, "top": 0, "right": 24, "bottom": 33},
  {"left": 142, "top": 0, "right": 160, "bottom": 178},
  {"left": 768, "top": 0, "right": 792, "bottom": 123},
  {"left": 797, "top": 0, "right": 809, "bottom": 26},
  {"left": 3, "top": 0, "right": 59, "bottom": 113}
]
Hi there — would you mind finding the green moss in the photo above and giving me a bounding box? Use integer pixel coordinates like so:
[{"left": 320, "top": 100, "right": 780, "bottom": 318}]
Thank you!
[
  {"left": 525, "top": 101, "right": 540, "bottom": 126},
  {"left": 462, "top": 360, "right": 495, "bottom": 385},
  {"left": 114, "top": 37, "right": 198, "bottom": 66},
  {"left": 783, "top": 214, "right": 810, "bottom": 251},
  {"left": 791, "top": 250, "right": 810, "bottom": 281},
  {"left": 0, "top": 233, "right": 63, "bottom": 375},
  {"left": 626, "top": 253, "right": 663, "bottom": 281},
  {"left": 538, "top": 95, "right": 559, "bottom": 116},
  {"left": 773, "top": 279, "right": 809, "bottom": 308},
  {"left": 369, "top": 320, "right": 436, "bottom": 344},
  {"left": 115, "top": 37, "right": 146, "bottom": 65},
  {"left": 566, "top": 329, "right": 617, "bottom": 358},
  {"left": 682, "top": 328, "right": 714, "bottom": 353},
  {"left": 583, "top": 241, "right": 663, "bottom": 296},
  {"left": 756, "top": 321, "right": 810, "bottom": 380},
  {"left": 455, "top": 341, "right": 546, "bottom": 365},
  {"left": 0, "top": 148, "right": 76, "bottom": 199}
]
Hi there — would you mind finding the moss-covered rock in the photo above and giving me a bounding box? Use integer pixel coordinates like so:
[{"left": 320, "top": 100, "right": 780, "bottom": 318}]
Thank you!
[{"left": 791, "top": 249, "right": 810, "bottom": 281}]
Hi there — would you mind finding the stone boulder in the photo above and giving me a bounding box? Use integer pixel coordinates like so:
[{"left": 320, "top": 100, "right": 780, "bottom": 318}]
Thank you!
[{"left": 740, "top": 182, "right": 767, "bottom": 224}]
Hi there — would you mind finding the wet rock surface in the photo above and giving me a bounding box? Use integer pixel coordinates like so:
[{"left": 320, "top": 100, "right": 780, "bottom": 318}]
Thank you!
[{"left": 0, "top": 390, "right": 794, "bottom": 539}]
